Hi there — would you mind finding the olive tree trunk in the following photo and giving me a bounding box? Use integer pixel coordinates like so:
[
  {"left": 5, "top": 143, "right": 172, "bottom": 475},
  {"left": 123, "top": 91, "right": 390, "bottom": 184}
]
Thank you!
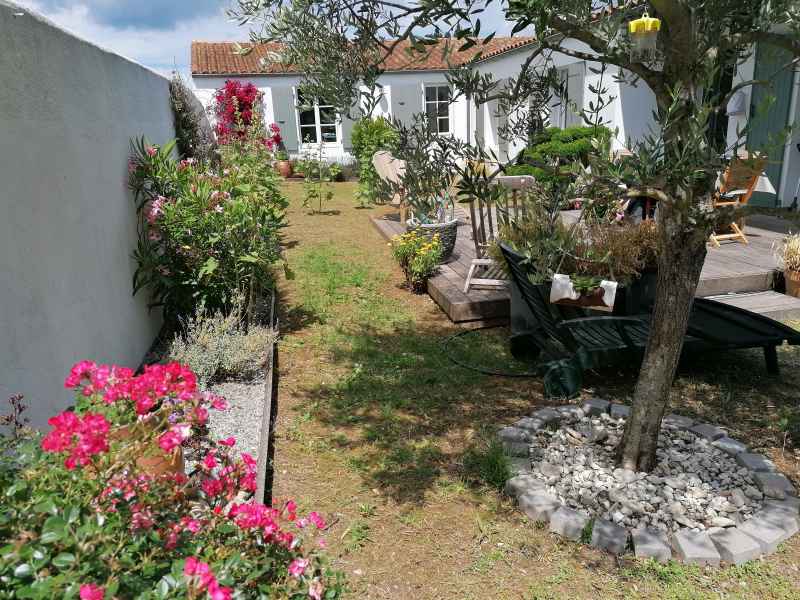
[{"left": 618, "top": 206, "right": 709, "bottom": 472}]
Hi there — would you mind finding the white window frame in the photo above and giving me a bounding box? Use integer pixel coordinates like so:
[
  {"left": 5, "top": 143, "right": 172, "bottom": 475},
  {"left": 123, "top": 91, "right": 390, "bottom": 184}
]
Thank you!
[
  {"left": 422, "top": 83, "right": 452, "bottom": 136},
  {"left": 294, "top": 88, "right": 341, "bottom": 147}
]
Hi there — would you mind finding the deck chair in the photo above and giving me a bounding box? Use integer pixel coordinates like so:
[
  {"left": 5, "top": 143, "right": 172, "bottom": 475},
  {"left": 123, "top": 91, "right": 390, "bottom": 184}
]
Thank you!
[
  {"left": 710, "top": 153, "right": 768, "bottom": 247},
  {"left": 463, "top": 174, "right": 535, "bottom": 293},
  {"left": 500, "top": 242, "right": 800, "bottom": 379},
  {"left": 372, "top": 151, "right": 408, "bottom": 223}
]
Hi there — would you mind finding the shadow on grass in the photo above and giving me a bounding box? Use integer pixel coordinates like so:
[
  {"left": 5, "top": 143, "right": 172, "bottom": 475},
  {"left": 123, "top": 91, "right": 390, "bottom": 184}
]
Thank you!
[{"left": 302, "top": 320, "right": 800, "bottom": 505}]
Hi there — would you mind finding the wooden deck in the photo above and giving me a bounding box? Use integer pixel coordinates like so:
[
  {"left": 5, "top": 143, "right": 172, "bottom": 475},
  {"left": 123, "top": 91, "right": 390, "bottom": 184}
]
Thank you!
[{"left": 371, "top": 210, "right": 800, "bottom": 325}]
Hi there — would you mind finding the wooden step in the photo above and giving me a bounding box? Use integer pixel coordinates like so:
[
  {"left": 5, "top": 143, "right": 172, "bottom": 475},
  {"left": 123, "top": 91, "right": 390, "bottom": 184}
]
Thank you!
[{"left": 708, "top": 291, "right": 800, "bottom": 322}]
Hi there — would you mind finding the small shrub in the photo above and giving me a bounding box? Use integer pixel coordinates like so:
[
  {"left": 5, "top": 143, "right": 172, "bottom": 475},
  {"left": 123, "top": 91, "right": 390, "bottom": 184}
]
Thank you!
[
  {"left": 390, "top": 230, "right": 442, "bottom": 292},
  {"left": 778, "top": 407, "right": 800, "bottom": 447},
  {"left": 351, "top": 117, "right": 398, "bottom": 207},
  {"left": 462, "top": 438, "right": 511, "bottom": 490},
  {"left": 298, "top": 144, "right": 341, "bottom": 214},
  {"left": 168, "top": 72, "right": 217, "bottom": 163},
  {"left": 168, "top": 304, "right": 276, "bottom": 386}
]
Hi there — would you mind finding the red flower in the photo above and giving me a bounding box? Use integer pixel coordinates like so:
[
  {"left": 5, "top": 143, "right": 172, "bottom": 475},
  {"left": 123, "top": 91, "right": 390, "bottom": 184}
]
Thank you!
[{"left": 41, "top": 411, "right": 110, "bottom": 470}]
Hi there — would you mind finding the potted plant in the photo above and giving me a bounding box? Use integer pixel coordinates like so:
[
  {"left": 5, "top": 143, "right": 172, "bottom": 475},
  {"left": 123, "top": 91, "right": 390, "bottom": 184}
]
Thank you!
[
  {"left": 275, "top": 150, "right": 293, "bottom": 177},
  {"left": 390, "top": 230, "right": 443, "bottom": 293},
  {"left": 388, "top": 115, "right": 464, "bottom": 260},
  {"left": 777, "top": 233, "right": 800, "bottom": 298}
]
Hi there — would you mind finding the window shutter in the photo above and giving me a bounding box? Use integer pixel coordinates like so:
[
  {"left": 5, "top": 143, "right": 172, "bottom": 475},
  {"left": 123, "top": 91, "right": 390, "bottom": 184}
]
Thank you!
[
  {"left": 566, "top": 62, "right": 586, "bottom": 127},
  {"left": 271, "top": 86, "right": 298, "bottom": 152}
]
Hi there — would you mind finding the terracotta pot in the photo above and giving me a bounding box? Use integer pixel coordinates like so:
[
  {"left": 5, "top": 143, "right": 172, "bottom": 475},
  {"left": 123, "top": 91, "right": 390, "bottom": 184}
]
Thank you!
[
  {"left": 786, "top": 270, "right": 800, "bottom": 299},
  {"left": 111, "top": 423, "right": 184, "bottom": 477},
  {"left": 276, "top": 160, "right": 293, "bottom": 178}
]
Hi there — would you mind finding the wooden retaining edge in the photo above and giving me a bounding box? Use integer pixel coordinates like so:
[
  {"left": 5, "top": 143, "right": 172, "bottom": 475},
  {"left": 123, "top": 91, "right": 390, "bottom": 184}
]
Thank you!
[{"left": 255, "top": 292, "right": 279, "bottom": 504}]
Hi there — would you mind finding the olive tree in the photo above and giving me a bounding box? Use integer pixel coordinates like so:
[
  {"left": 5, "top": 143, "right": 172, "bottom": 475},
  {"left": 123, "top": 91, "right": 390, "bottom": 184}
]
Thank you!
[{"left": 231, "top": 0, "right": 800, "bottom": 471}]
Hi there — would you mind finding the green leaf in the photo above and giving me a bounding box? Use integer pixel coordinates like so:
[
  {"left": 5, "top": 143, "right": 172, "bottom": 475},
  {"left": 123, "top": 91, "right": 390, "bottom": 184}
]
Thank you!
[
  {"left": 198, "top": 257, "right": 219, "bottom": 279},
  {"left": 40, "top": 516, "right": 67, "bottom": 544},
  {"left": 13, "top": 563, "right": 32, "bottom": 578},
  {"left": 237, "top": 253, "right": 262, "bottom": 264},
  {"left": 5, "top": 481, "right": 28, "bottom": 497},
  {"left": 52, "top": 553, "right": 76, "bottom": 569},
  {"left": 33, "top": 499, "right": 58, "bottom": 515}
]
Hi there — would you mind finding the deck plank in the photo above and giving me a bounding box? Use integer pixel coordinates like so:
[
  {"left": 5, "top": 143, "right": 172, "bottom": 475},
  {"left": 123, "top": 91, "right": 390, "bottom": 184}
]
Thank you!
[{"left": 372, "top": 213, "right": 790, "bottom": 324}]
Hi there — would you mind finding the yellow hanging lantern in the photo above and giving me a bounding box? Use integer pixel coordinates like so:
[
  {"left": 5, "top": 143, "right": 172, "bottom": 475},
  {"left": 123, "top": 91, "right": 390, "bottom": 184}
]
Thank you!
[{"left": 628, "top": 11, "right": 661, "bottom": 61}]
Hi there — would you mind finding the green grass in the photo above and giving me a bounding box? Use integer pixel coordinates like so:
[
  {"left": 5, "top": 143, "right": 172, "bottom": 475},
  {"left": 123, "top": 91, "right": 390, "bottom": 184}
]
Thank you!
[{"left": 277, "top": 183, "right": 800, "bottom": 599}]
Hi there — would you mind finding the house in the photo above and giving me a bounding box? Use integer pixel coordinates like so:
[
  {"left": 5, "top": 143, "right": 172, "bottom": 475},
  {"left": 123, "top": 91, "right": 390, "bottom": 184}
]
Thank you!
[
  {"left": 192, "top": 36, "right": 799, "bottom": 207},
  {"left": 191, "top": 37, "right": 539, "bottom": 163}
]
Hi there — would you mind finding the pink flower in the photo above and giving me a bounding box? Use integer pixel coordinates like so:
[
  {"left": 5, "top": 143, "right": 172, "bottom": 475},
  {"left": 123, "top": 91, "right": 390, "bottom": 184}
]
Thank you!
[
  {"left": 157, "top": 424, "right": 190, "bottom": 453},
  {"left": 41, "top": 411, "right": 110, "bottom": 470},
  {"left": 194, "top": 406, "right": 209, "bottom": 424},
  {"left": 203, "top": 452, "right": 217, "bottom": 469},
  {"left": 309, "top": 579, "right": 324, "bottom": 600},
  {"left": 218, "top": 436, "right": 236, "bottom": 447},
  {"left": 208, "top": 581, "right": 233, "bottom": 600},
  {"left": 79, "top": 584, "right": 105, "bottom": 600},
  {"left": 288, "top": 558, "right": 309, "bottom": 578},
  {"left": 146, "top": 146, "right": 158, "bottom": 157},
  {"left": 211, "top": 397, "right": 229, "bottom": 411},
  {"left": 308, "top": 511, "right": 326, "bottom": 529}
]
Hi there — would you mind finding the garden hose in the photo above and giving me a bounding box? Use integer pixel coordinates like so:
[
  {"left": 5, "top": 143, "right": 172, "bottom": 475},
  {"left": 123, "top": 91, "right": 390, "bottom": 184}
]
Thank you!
[{"left": 440, "top": 326, "right": 542, "bottom": 378}]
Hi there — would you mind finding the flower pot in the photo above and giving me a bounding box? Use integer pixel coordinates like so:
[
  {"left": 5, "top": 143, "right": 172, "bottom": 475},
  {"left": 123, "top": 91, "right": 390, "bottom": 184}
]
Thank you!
[
  {"left": 786, "top": 270, "right": 800, "bottom": 299},
  {"left": 276, "top": 160, "right": 293, "bottom": 178},
  {"left": 406, "top": 218, "right": 458, "bottom": 261},
  {"left": 112, "top": 423, "right": 184, "bottom": 477}
]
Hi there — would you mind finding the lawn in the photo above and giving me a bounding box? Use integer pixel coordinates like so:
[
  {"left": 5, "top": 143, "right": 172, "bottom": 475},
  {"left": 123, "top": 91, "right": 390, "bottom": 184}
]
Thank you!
[{"left": 272, "top": 181, "right": 800, "bottom": 599}]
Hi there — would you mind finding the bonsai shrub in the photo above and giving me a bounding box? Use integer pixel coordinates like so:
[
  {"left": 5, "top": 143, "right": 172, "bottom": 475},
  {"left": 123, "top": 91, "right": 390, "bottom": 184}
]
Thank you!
[
  {"left": 351, "top": 117, "right": 398, "bottom": 206},
  {"left": 514, "top": 126, "right": 611, "bottom": 184},
  {"left": 390, "top": 230, "right": 442, "bottom": 292},
  {"left": 128, "top": 133, "right": 287, "bottom": 323},
  {"left": 0, "top": 363, "right": 343, "bottom": 599}
]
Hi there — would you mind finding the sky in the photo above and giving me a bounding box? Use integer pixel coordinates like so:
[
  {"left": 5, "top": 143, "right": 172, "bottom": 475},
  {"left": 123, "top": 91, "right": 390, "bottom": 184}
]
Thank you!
[{"left": 15, "top": 1, "right": 516, "bottom": 81}]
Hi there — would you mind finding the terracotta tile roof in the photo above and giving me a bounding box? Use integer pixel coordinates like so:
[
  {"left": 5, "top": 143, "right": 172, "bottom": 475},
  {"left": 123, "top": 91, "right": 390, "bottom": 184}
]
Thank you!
[{"left": 191, "top": 37, "right": 537, "bottom": 76}]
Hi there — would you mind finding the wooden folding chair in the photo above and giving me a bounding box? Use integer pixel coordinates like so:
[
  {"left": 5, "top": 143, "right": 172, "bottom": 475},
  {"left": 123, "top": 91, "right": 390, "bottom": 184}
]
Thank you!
[
  {"left": 372, "top": 151, "right": 408, "bottom": 223},
  {"left": 463, "top": 174, "right": 535, "bottom": 293},
  {"left": 709, "top": 154, "right": 767, "bottom": 247}
]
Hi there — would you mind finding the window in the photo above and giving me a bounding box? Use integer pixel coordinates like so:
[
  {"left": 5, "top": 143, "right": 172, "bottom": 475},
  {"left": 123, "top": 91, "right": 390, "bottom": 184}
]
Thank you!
[
  {"left": 297, "top": 91, "right": 339, "bottom": 144},
  {"left": 425, "top": 85, "right": 450, "bottom": 134}
]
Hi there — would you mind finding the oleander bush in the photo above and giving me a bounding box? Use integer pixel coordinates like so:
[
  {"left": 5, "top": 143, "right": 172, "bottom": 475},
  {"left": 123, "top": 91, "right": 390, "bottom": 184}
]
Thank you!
[
  {"left": 128, "top": 131, "right": 287, "bottom": 322},
  {"left": 0, "top": 363, "right": 344, "bottom": 599}
]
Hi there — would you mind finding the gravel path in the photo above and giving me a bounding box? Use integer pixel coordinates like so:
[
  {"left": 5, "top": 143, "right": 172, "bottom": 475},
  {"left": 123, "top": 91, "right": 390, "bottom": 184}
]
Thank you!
[{"left": 207, "top": 378, "right": 266, "bottom": 459}]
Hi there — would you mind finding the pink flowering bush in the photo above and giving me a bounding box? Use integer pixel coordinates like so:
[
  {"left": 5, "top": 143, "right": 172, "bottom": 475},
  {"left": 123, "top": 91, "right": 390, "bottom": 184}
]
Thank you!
[
  {"left": 213, "top": 80, "right": 282, "bottom": 151},
  {"left": 0, "top": 362, "right": 344, "bottom": 599},
  {"left": 128, "top": 134, "right": 287, "bottom": 320}
]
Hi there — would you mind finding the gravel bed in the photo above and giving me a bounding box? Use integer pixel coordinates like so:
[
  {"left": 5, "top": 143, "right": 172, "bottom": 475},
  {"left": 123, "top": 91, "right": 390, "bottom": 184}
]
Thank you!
[
  {"left": 517, "top": 411, "right": 763, "bottom": 533},
  {"left": 206, "top": 378, "right": 267, "bottom": 459}
]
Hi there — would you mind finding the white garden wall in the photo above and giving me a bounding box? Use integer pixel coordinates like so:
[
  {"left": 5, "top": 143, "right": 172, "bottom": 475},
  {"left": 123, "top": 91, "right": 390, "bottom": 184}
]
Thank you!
[{"left": 0, "top": 1, "right": 173, "bottom": 426}]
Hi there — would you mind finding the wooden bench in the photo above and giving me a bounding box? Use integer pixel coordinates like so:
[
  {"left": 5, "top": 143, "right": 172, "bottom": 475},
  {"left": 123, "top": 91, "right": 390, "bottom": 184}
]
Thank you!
[{"left": 500, "top": 242, "right": 800, "bottom": 379}]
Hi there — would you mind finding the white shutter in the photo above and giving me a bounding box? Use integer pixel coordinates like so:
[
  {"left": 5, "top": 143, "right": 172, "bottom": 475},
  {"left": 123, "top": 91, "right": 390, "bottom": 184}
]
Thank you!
[{"left": 565, "top": 62, "right": 586, "bottom": 127}]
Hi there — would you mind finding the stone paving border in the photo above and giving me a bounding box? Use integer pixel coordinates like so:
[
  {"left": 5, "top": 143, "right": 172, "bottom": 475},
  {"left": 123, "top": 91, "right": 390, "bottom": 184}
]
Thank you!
[{"left": 499, "top": 401, "right": 799, "bottom": 567}]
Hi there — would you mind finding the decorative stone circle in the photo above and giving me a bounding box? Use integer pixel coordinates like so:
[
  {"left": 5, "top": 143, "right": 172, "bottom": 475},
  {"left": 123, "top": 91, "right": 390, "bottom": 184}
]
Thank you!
[{"left": 498, "top": 400, "right": 800, "bottom": 566}]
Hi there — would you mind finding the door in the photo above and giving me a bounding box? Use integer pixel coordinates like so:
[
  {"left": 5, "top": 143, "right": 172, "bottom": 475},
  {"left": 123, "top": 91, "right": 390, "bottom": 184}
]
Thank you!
[{"left": 747, "top": 44, "right": 794, "bottom": 207}]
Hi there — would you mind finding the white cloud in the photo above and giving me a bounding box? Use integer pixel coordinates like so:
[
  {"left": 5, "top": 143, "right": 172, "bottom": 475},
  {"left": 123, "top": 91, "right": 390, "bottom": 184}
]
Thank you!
[{"left": 15, "top": 1, "right": 249, "bottom": 76}]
